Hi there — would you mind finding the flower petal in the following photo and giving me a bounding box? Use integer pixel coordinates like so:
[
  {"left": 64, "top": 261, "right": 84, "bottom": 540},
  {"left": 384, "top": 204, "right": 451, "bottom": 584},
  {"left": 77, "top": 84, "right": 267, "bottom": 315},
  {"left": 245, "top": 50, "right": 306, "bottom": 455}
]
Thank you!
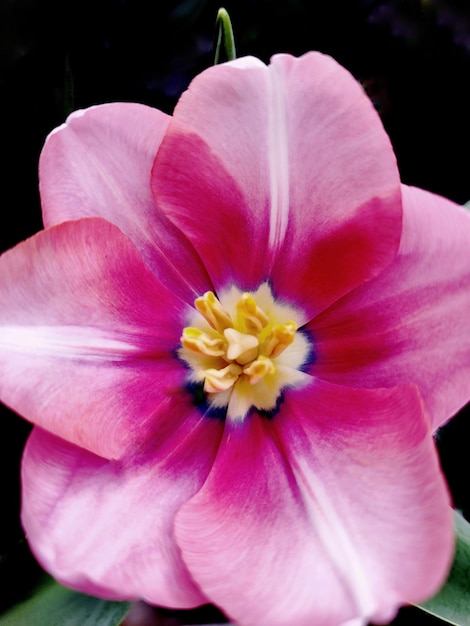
[
  {"left": 21, "top": 401, "right": 223, "bottom": 607},
  {"left": 152, "top": 53, "right": 401, "bottom": 317},
  {"left": 39, "top": 102, "right": 211, "bottom": 302},
  {"left": 175, "top": 380, "right": 452, "bottom": 626},
  {"left": 311, "top": 185, "right": 470, "bottom": 430},
  {"left": 0, "top": 218, "right": 190, "bottom": 459}
]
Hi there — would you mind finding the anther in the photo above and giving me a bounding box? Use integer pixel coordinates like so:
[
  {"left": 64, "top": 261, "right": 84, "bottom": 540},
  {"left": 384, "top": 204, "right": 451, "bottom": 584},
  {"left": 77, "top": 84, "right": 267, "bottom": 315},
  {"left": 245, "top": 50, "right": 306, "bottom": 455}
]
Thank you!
[
  {"left": 265, "top": 322, "right": 297, "bottom": 358},
  {"left": 243, "top": 356, "right": 276, "bottom": 385},
  {"left": 203, "top": 363, "right": 243, "bottom": 393},
  {"left": 181, "top": 328, "right": 225, "bottom": 357},
  {"left": 195, "top": 292, "right": 233, "bottom": 333},
  {"left": 236, "top": 293, "right": 270, "bottom": 333}
]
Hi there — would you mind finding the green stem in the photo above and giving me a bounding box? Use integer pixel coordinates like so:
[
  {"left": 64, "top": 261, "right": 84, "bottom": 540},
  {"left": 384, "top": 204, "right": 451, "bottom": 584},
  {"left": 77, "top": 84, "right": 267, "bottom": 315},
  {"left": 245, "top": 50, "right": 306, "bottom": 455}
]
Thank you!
[{"left": 214, "top": 8, "right": 236, "bottom": 64}]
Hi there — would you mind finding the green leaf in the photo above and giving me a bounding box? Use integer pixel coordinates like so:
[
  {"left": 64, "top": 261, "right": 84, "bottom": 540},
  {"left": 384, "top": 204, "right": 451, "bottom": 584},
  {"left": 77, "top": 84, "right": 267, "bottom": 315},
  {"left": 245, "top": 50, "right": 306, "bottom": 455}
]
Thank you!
[
  {"left": 415, "top": 511, "right": 470, "bottom": 625},
  {"left": 213, "top": 7, "right": 236, "bottom": 64},
  {"left": 0, "top": 576, "right": 131, "bottom": 626}
]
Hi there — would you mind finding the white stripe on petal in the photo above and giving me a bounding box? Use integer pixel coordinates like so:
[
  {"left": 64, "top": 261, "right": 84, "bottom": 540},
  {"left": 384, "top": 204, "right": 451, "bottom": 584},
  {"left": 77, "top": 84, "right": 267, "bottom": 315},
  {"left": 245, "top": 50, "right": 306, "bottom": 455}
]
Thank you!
[
  {"left": 291, "top": 449, "right": 377, "bottom": 618},
  {"left": 0, "top": 326, "right": 143, "bottom": 360},
  {"left": 267, "top": 62, "right": 290, "bottom": 254}
]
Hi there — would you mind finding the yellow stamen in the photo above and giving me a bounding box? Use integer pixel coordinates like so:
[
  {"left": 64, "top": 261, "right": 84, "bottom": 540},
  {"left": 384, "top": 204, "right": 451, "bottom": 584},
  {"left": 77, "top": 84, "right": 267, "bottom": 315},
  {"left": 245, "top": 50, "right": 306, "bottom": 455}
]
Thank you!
[
  {"left": 265, "top": 322, "right": 297, "bottom": 358},
  {"left": 223, "top": 328, "right": 259, "bottom": 365},
  {"left": 243, "top": 356, "right": 276, "bottom": 385},
  {"left": 179, "top": 283, "right": 309, "bottom": 418},
  {"left": 195, "top": 291, "right": 233, "bottom": 332},
  {"left": 203, "top": 363, "right": 243, "bottom": 393},
  {"left": 236, "top": 293, "right": 270, "bottom": 333},
  {"left": 181, "top": 327, "right": 225, "bottom": 357}
]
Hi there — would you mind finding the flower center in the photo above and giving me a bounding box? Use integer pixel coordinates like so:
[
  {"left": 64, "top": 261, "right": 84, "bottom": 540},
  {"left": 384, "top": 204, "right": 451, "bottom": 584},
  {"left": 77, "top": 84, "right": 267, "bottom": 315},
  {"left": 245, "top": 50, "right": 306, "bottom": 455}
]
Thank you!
[{"left": 178, "top": 283, "right": 310, "bottom": 420}]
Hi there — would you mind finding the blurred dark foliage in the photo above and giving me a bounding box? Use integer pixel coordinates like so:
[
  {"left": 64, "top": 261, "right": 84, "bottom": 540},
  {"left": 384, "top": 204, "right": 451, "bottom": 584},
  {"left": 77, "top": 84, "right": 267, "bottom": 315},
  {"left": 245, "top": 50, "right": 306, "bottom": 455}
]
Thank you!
[{"left": 0, "top": 0, "right": 469, "bottom": 624}]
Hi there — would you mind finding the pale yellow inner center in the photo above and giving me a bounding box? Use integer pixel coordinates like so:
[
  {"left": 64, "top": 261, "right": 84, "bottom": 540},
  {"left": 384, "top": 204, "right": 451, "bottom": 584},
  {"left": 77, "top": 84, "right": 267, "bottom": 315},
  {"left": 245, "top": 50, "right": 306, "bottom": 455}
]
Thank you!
[{"left": 180, "top": 290, "right": 297, "bottom": 395}]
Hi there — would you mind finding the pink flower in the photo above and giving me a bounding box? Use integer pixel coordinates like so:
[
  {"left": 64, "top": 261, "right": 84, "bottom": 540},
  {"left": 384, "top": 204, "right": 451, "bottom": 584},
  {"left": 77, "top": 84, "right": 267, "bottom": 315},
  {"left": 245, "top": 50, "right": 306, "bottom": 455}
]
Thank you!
[{"left": 0, "top": 52, "right": 469, "bottom": 625}]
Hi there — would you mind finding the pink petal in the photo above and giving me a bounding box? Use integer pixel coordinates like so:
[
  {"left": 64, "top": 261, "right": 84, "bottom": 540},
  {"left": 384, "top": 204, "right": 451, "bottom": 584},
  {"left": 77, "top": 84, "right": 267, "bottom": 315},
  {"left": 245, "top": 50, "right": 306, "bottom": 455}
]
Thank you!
[
  {"left": 152, "top": 53, "right": 401, "bottom": 317},
  {"left": 175, "top": 380, "right": 452, "bottom": 626},
  {"left": 0, "top": 218, "right": 190, "bottom": 459},
  {"left": 311, "top": 185, "right": 470, "bottom": 430},
  {"left": 39, "top": 102, "right": 211, "bottom": 302},
  {"left": 21, "top": 401, "right": 223, "bottom": 607}
]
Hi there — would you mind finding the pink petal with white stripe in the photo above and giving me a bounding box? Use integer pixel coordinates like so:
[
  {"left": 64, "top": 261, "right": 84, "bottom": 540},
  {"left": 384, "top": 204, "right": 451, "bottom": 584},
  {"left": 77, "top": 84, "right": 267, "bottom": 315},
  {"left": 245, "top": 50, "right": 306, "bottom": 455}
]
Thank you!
[
  {"left": 21, "top": 402, "right": 223, "bottom": 607},
  {"left": 311, "top": 185, "right": 470, "bottom": 430},
  {"left": 40, "top": 103, "right": 211, "bottom": 302},
  {"left": 175, "top": 380, "right": 452, "bottom": 626},
  {"left": 0, "top": 218, "right": 189, "bottom": 459},
  {"left": 152, "top": 52, "right": 401, "bottom": 317}
]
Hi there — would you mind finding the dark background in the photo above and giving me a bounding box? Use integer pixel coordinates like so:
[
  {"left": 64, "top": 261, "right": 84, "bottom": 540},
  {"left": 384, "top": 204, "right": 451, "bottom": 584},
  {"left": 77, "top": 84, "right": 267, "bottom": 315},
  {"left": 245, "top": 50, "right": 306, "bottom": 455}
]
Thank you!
[{"left": 0, "top": 1, "right": 469, "bottom": 624}]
